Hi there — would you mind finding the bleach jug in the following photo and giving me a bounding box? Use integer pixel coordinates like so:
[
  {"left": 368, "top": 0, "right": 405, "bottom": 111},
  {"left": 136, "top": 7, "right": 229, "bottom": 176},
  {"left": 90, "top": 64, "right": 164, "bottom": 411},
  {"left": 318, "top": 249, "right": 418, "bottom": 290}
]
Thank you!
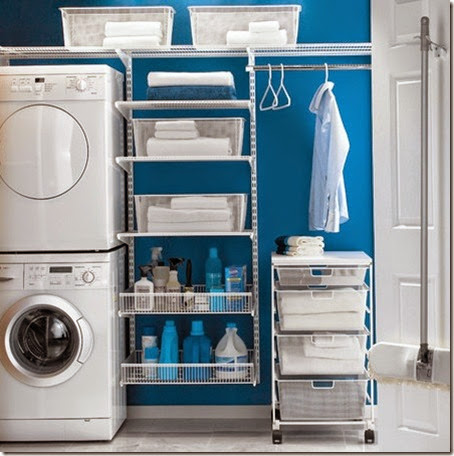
[
  {"left": 215, "top": 323, "right": 248, "bottom": 379},
  {"left": 158, "top": 320, "right": 179, "bottom": 380},
  {"left": 183, "top": 320, "right": 212, "bottom": 381}
]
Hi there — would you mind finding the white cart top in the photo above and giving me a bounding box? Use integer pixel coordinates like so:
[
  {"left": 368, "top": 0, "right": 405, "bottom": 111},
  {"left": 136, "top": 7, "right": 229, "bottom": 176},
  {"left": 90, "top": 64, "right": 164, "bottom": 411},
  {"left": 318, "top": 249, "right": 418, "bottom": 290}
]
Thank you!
[{"left": 271, "top": 251, "right": 372, "bottom": 266}]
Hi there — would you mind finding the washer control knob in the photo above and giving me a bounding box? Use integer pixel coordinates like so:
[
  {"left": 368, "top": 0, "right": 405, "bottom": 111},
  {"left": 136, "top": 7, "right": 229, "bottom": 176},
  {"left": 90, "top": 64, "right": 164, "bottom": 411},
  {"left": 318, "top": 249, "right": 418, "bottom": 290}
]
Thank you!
[
  {"left": 76, "top": 78, "right": 88, "bottom": 92},
  {"left": 82, "top": 270, "right": 95, "bottom": 284}
]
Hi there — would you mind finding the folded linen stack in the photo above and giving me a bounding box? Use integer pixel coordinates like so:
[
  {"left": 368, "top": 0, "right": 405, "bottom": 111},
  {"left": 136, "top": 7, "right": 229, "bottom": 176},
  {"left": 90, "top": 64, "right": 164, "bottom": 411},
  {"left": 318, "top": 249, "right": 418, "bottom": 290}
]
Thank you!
[
  {"left": 275, "top": 235, "right": 325, "bottom": 257},
  {"left": 226, "top": 21, "right": 288, "bottom": 47},
  {"left": 102, "top": 21, "right": 163, "bottom": 48},
  {"left": 146, "top": 72, "right": 237, "bottom": 100},
  {"left": 147, "top": 196, "right": 233, "bottom": 232},
  {"left": 146, "top": 120, "right": 232, "bottom": 157}
]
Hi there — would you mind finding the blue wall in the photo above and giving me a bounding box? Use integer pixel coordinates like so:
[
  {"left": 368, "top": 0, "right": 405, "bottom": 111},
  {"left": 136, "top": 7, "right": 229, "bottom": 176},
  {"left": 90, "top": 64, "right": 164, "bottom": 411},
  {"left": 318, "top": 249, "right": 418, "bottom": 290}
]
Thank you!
[{"left": 0, "top": 0, "right": 372, "bottom": 406}]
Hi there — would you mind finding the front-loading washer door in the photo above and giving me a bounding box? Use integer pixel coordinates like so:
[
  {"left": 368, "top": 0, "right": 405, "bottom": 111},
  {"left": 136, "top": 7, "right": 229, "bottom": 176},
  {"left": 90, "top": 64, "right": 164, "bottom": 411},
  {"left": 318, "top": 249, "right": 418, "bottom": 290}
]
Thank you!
[
  {"left": 0, "top": 295, "right": 93, "bottom": 387},
  {"left": 0, "top": 104, "right": 89, "bottom": 200}
]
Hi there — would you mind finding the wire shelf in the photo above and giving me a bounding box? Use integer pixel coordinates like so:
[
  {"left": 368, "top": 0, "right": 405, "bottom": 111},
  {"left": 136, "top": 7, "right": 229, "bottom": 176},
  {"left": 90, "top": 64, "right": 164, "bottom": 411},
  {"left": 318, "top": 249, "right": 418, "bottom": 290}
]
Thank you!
[
  {"left": 249, "top": 42, "right": 372, "bottom": 57},
  {"left": 115, "top": 155, "right": 253, "bottom": 173},
  {"left": 119, "top": 285, "right": 254, "bottom": 315},
  {"left": 115, "top": 100, "right": 251, "bottom": 119},
  {"left": 121, "top": 350, "right": 255, "bottom": 385},
  {"left": 118, "top": 231, "right": 254, "bottom": 241}
]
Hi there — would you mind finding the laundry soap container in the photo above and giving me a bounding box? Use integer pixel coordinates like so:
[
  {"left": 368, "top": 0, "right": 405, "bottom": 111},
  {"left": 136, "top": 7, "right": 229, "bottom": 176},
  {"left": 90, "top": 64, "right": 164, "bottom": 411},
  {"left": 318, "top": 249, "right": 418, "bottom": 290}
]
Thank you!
[
  {"left": 183, "top": 321, "right": 212, "bottom": 381},
  {"left": 158, "top": 320, "right": 179, "bottom": 380},
  {"left": 215, "top": 323, "right": 248, "bottom": 379}
]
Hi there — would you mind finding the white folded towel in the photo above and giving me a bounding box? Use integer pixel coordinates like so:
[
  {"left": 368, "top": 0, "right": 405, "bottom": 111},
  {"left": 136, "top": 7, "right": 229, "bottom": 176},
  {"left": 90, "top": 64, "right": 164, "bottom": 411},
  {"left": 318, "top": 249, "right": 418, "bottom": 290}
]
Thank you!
[
  {"left": 105, "top": 21, "right": 162, "bottom": 38},
  {"left": 226, "top": 30, "right": 288, "bottom": 46},
  {"left": 148, "top": 220, "right": 233, "bottom": 232},
  {"left": 248, "top": 21, "right": 280, "bottom": 33},
  {"left": 155, "top": 120, "right": 197, "bottom": 131},
  {"left": 170, "top": 196, "right": 229, "bottom": 210},
  {"left": 280, "top": 312, "right": 365, "bottom": 332},
  {"left": 280, "top": 236, "right": 324, "bottom": 247},
  {"left": 282, "top": 247, "right": 324, "bottom": 257},
  {"left": 154, "top": 130, "right": 199, "bottom": 140},
  {"left": 103, "top": 36, "right": 161, "bottom": 48},
  {"left": 147, "top": 137, "right": 232, "bottom": 157},
  {"left": 147, "top": 71, "right": 235, "bottom": 88},
  {"left": 147, "top": 206, "right": 231, "bottom": 223},
  {"left": 302, "top": 337, "right": 363, "bottom": 360}
]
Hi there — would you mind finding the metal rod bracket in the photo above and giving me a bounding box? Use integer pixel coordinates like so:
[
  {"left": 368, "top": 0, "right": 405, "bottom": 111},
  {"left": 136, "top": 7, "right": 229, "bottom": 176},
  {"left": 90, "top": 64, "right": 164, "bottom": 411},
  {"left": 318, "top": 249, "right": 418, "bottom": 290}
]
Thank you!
[{"left": 416, "top": 344, "right": 434, "bottom": 382}]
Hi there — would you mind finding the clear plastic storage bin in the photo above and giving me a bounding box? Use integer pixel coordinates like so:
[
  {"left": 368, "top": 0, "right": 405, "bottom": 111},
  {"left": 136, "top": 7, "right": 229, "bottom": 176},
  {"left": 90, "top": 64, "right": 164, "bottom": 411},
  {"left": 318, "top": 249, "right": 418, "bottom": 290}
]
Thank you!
[
  {"left": 276, "top": 266, "right": 368, "bottom": 287},
  {"left": 60, "top": 7, "right": 175, "bottom": 47},
  {"left": 276, "top": 286, "right": 368, "bottom": 331},
  {"left": 278, "top": 379, "right": 367, "bottom": 421},
  {"left": 277, "top": 333, "right": 367, "bottom": 376},
  {"left": 188, "top": 5, "right": 301, "bottom": 48},
  {"left": 133, "top": 118, "right": 245, "bottom": 158},
  {"left": 135, "top": 194, "right": 248, "bottom": 233}
]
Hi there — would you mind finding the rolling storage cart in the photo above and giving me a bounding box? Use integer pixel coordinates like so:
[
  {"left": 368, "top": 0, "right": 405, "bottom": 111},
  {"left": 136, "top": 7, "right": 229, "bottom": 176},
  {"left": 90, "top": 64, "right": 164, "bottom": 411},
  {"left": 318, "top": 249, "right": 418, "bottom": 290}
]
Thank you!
[{"left": 271, "top": 252, "right": 375, "bottom": 444}]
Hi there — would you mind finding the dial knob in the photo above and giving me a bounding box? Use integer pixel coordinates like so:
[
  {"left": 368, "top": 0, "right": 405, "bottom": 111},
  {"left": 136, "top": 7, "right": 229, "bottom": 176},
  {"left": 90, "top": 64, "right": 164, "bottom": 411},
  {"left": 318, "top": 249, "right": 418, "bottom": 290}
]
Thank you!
[
  {"left": 82, "top": 270, "right": 95, "bottom": 284},
  {"left": 76, "top": 78, "right": 87, "bottom": 92}
]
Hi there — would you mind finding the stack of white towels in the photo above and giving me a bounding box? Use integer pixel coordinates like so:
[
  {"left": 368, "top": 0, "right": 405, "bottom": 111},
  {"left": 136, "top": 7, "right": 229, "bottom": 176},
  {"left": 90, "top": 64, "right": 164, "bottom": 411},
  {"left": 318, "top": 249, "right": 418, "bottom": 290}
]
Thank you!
[
  {"left": 146, "top": 120, "right": 232, "bottom": 157},
  {"left": 280, "top": 335, "right": 365, "bottom": 375},
  {"left": 275, "top": 235, "right": 325, "bottom": 257},
  {"left": 102, "top": 21, "right": 163, "bottom": 48},
  {"left": 226, "top": 21, "right": 288, "bottom": 47},
  {"left": 147, "top": 196, "right": 233, "bottom": 232}
]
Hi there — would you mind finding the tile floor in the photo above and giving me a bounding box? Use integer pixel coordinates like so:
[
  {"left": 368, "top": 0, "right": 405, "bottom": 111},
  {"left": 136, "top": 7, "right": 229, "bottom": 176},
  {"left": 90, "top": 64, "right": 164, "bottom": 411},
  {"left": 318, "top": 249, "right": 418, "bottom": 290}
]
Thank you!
[{"left": 0, "top": 419, "right": 379, "bottom": 453}]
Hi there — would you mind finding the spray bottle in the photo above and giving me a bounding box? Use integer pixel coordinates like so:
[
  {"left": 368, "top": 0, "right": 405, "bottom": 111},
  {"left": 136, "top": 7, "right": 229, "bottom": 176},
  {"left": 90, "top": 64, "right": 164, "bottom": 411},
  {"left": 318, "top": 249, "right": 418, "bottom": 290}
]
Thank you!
[
  {"left": 134, "top": 265, "right": 154, "bottom": 311},
  {"left": 167, "top": 258, "right": 185, "bottom": 309},
  {"left": 150, "top": 247, "right": 163, "bottom": 269}
]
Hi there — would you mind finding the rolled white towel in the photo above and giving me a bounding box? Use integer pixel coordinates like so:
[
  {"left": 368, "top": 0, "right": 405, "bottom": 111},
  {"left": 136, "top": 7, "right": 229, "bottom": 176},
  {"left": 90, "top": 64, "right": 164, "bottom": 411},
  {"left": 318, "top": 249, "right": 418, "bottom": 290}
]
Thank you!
[
  {"left": 154, "top": 130, "right": 199, "bottom": 140},
  {"left": 170, "top": 196, "right": 229, "bottom": 210},
  {"left": 147, "top": 206, "right": 232, "bottom": 223},
  {"left": 103, "top": 36, "right": 161, "bottom": 48},
  {"left": 104, "top": 21, "right": 162, "bottom": 38},
  {"left": 248, "top": 21, "right": 280, "bottom": 33},
  {"left": 226, "top": 30, "right": 288, "bottom": 46},
  {"left": 155, "top": 120, "right": 197, "bottom": 131},
  {"left": 147, "top": 71, "right": 235, "bottom": 88}
]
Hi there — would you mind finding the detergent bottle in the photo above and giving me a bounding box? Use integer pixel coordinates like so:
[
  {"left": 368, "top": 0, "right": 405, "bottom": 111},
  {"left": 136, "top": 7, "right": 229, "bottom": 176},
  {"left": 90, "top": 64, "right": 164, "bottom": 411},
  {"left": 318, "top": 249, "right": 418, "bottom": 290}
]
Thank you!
[
  {"left": 158, "top": 320, "right": 179, "bottom": 380},
  {"left": 183, "top": 320, "right": 212, "bottom": 381}
]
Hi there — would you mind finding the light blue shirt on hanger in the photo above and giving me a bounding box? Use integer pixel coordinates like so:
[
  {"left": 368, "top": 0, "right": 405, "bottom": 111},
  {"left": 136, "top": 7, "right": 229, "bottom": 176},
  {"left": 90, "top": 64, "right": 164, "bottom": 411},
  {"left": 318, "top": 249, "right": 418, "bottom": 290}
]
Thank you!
[{"left": 308, "top": 81, "right": 350, "bottom": 233}]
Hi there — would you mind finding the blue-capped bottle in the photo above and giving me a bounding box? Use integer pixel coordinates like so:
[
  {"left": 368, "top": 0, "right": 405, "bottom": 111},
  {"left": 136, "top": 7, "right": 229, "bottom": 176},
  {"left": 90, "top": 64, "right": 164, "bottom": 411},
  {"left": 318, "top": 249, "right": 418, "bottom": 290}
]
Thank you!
[
  {"left": 158, "top": 320, "right": 179, "bottom": 380},
  {"left": 183, "top": 320, "right": 212, "bottom": 381}
]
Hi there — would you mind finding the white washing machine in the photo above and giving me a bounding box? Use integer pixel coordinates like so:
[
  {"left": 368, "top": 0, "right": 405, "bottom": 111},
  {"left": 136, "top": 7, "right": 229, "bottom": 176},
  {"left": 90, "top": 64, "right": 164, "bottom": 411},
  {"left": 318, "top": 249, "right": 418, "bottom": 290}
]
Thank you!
[
  {"left": 0, "top": 65, "right": 125, "bottom": 252},
  {"left": 0, "top": 247, "right": 126, "bottom": 441}
]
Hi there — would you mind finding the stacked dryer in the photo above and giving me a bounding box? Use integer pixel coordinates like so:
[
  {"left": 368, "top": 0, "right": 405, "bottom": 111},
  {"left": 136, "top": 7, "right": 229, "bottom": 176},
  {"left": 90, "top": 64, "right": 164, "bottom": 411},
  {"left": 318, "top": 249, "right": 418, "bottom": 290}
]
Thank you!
[{"left": 0, "top": 65, "right": 127, "bottom": 441}]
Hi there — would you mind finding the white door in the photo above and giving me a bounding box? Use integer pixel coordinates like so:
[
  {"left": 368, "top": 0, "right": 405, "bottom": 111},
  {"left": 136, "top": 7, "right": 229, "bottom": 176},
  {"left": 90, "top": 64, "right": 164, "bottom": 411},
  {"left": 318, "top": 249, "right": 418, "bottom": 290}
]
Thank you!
[{"left": 372, "top": 0, "right": 450, "bottom": 451}]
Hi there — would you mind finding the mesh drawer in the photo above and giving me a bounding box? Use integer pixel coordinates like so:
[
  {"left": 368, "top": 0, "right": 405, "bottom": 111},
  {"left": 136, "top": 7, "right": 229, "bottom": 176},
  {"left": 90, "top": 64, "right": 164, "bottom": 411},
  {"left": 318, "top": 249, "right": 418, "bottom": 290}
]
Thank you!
[
  {"left": 60, "top": 7, "right": 175, "bottom": 47},
  {"left": 278, "top": 379, "right": 367, "bottom": 421}
]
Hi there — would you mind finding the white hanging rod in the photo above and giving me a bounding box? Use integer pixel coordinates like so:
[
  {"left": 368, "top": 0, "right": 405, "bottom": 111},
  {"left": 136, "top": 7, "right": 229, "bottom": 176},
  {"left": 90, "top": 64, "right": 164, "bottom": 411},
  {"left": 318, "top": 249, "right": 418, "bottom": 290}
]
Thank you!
[{"left": 248, "top": 63, "right": 371, "bottom": 71}]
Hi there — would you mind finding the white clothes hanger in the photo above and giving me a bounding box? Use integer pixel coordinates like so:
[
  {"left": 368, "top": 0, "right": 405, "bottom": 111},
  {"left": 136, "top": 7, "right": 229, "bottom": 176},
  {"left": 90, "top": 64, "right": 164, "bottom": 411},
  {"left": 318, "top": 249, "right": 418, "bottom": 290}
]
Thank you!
[
  {"left": 272, "top": 64, "right": 291, "bottom": 110},
  {"left": 259, "top": 64, "right": 278, "bottom": 111},
  {"left": 324, "top": 62, "right": 329, "bottom": 83}
]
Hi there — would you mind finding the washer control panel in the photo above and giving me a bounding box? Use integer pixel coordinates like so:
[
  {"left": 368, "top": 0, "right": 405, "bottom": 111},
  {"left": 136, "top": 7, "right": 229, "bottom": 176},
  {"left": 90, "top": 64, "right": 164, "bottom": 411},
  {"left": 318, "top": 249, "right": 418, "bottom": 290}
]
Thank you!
[{"left": 24, "top": 263, "right": 109, "bottom": 290}]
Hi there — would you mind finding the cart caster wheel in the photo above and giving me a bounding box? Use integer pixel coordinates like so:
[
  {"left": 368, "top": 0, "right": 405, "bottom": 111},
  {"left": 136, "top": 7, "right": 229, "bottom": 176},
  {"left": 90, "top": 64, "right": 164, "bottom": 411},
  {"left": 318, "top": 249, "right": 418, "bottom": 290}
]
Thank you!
[
  {"left": 364, "top": 429, "right": 375, "bottom": 444},
  {"left": 272, "top": 430, "right": 283, "bottom": 444}
]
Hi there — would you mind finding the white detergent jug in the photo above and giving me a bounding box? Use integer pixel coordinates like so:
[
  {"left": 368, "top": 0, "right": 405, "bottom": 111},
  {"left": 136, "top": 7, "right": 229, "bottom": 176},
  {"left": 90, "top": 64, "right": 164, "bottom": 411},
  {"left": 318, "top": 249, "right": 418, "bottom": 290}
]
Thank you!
[{"left": 215, "top": 323, "right": 248, "bottom": 379}]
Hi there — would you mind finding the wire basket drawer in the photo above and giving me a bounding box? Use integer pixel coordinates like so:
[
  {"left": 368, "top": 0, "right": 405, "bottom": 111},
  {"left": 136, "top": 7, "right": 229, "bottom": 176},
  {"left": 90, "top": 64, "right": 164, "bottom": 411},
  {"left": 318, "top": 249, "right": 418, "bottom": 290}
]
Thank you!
[
  {"left": 276, "top": 266, "right": 368, "bottom": 287},
  {"left": 278, "top": 379, "right": 367, "bottom": 421},
  {"left": 277, "top": 334, "right": 367, "bottom": 376},
  {"left": 276, "top": 286, "right": 368, "bottom": 331},
  {"left": 60, "top": 7, "right": 175, "bottom": 47},
  {"left": 133, "top": 118, "right": 245, "bottom": 158},
  {"left": 188, "top": 5, "right": 301, "bottom": 48},
  {"left": 134, "top": 194, "right": 248, "bottom": 233}
]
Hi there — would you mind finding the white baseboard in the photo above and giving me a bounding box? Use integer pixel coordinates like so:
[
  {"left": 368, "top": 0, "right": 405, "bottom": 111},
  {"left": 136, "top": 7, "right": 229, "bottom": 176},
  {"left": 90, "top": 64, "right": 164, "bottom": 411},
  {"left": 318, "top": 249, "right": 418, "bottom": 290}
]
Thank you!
[{"left": 127, "top": 405, "right": 270, "bottom": 419}]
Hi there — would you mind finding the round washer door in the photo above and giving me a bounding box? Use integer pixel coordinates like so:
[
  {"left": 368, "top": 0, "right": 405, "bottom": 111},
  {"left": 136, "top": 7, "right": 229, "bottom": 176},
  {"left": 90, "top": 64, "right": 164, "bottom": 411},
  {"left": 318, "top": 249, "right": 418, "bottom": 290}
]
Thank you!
[
  {"left": 0, "top": 295, "right": 93, "bottom": 387},
  {"left": 0, "top": 104, "right": 89, "bottom": 200}
]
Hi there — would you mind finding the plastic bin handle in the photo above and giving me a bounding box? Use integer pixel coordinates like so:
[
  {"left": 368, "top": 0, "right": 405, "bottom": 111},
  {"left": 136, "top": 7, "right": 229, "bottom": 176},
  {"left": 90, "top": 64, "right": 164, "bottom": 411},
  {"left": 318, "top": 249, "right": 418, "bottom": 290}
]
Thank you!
[
  {"left": 310, "top": 290, "right": 334, "bottom": 300},
  {"left": 310, "top": 268, "right": 333, "bottom": 277},
  {"left": 311, "top": 381, "right": 335, "bottom": 389}
]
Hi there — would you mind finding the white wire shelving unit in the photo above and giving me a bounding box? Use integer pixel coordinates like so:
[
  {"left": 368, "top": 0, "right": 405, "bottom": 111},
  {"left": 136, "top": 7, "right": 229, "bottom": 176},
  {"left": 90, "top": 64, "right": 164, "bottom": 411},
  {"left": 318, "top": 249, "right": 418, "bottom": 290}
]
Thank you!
[{"left": 0, "top": 42, "right": 372, "bottom": 390}]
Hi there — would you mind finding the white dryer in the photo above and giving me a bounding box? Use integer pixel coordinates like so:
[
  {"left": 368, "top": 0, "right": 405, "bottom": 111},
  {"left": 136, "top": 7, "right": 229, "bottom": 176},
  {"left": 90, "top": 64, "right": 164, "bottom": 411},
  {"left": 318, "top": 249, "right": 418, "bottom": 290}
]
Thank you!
[
  {"left": 0, "top": 247, "right": 126, "bottom": 441},
  {"left": 0, "top": 65, "right": 125, "bottom": 252}
]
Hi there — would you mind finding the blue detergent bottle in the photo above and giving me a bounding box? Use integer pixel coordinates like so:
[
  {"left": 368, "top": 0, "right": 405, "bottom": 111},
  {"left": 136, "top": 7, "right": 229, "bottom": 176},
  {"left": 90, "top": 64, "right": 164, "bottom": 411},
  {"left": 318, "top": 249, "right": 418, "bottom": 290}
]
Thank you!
[
  {"left": 183, "top": 320, "right": 212, "bottom": 381},
  {"left": 158, "top": 320, "right": 179, "bottom": 380},
  {"left": 205, "top": 247, "right": 222, "bottom": 290}
]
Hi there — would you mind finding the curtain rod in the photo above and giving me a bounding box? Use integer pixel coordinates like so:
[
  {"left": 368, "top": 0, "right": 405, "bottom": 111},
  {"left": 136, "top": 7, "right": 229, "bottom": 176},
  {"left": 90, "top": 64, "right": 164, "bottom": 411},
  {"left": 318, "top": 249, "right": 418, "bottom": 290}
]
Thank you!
[{"left": 248, "top": 64, "right": 371, "bottom": 71}]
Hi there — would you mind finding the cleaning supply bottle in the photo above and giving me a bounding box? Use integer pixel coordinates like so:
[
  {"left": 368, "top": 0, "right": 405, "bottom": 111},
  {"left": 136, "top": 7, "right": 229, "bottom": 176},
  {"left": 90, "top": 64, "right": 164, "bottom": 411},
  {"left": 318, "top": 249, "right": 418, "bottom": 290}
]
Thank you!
[
  {"left": 153, "top": 264, "right": 169, "bottom": 293},
  {"left": 215, "top": 323, "right": 248, "bottom": 379},
  {"left": 134, "top": 265, "right": 154, "bottom": 311},
  {"left": 158, "top": 320, "right": 179, "bottom": 380},
  {"left": 141, "top": 326, "right": 158, "bottom": 358},
  {"left": 167, "top": 258, "right": 185, "bottom": 309},
  {"left": 150, "top": 247, "right": 163, "bottom": 269},
  {"left": 205, "top": 247, "right": 222, "bottom": 290},
  {"left": 183, "top": 259, "right": 195, "bottom": 310},
  {"left": 142, "top": 327, "right": 159, "bottom": 379},
  {"left": 183, "top": 320, "right": 212, "bottom": 381}
]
